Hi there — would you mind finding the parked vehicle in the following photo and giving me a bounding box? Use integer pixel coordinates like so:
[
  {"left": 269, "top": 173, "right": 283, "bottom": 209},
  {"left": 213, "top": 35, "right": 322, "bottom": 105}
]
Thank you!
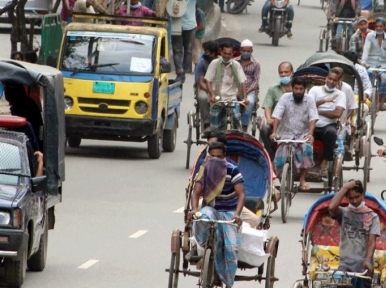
[
  {"left": 0, "top": 0, "right": 53, "bottom": 24},
  {"left": 0, "top": 59, "right": 65, "bottom": 287},
  {"left": 56, "top": 14, "right": 183, "bottom": 159},
  {"left": 226, "top": 0, "right": 254, "bottom": 14}
]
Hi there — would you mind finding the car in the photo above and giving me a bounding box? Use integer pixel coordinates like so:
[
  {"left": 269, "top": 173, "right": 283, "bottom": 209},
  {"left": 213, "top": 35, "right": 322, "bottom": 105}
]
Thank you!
[{"left": 0, "top": 0, "right": 53, "bottom": 24}]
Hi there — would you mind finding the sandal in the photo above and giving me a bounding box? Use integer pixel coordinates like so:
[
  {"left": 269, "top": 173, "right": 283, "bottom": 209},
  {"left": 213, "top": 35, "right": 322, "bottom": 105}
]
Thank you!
[{"left": 319, "top": 167, "right": 328, "bottom": 178}]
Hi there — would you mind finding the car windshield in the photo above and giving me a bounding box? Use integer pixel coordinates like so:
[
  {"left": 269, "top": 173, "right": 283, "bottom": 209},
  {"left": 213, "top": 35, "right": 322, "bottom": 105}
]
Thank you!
[
  {"left": 0, "top": 141, "right": 23, "bottom": 185},
  {"left": 61, "top": 31, "right": 156, "bottom": 75}
]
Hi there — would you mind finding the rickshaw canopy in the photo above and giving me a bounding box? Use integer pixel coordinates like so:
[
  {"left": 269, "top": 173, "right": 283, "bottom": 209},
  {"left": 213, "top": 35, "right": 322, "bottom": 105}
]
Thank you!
[{"left": 0, "top": 59, "right": 65, "bottom": 195}]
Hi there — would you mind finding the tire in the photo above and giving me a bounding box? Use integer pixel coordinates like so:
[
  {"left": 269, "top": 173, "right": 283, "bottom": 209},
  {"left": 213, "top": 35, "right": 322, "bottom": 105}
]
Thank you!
[
  {"left": 363, "top": 140, "right": 371, "bottom": 190},
  {"left": 168, "top": 252, "right": 180, "bottom": 288},
  {"left": 4, "top": 245, "right": 27, "bottom": 287},
  {"left": 27, "top": 217, "right": 48, "bottom": 271},
  {"left": 280, "top": 163, "right": 291, "bottom": 223},
  {"left": 148, "top": 120, "right": 163, "bottom": 159},
  {"left": 265, "top": 243, "right": 277, "bottom": 288},
  {"left": 68, "top": 136, "right": 81, "bottom": 148},
  {"left": 272, "top": 17, "right": 281, "bottom": 47},
  {"left": 163, "top": 114, "right": 177, "bottom": 152},
  {"left": 370, "top": 86, "right": 378, "bottom": 135},
  {"left": 333, "top": 167, "right": 343, "bottom": 193},
  {"left": 226, "top": 0, "right": 248, "bottom": 14},
  {"left": 251, "top": 114, "right": 257, "bottom": 137},
  {"left": 200, "top": 248, "right": 214, "bottom": 288},
  {"left": 185, "top": 124, "right": 193, "bottom": 169}
]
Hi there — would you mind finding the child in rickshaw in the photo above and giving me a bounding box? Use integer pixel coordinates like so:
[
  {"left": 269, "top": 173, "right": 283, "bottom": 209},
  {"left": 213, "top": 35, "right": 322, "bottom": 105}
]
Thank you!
[
  {"left": 270, "top": 76, "right": 319, "bottom": 190},
  {"left": 188, "top": 141, "right": 245, "bottom": 288},
  {"left": 329, "top": 179, "right": 380, "bottom": 287}
]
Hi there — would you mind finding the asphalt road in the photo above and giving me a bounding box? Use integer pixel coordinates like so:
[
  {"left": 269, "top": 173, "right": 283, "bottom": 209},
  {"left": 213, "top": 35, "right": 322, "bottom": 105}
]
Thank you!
[{"left": 1, "top": 1, "right": 386, "bottom": 287}]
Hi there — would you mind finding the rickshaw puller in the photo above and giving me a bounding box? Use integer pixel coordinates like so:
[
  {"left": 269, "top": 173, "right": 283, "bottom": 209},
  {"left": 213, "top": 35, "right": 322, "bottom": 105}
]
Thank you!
[
  {"left": 329, "top": 180, "right": 380, "bottom": 288},
  {"left": 270, "top": 76, "right": 319, "bottom": 191},
  {"left": 188, "top": 141, "right": 245, "bottom": 288}
]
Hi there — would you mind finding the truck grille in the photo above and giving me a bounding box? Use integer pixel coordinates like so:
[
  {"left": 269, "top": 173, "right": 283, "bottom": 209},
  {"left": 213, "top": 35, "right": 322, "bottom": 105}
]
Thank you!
[{"left": 78, "top": 97, "right": 130, "bottom": 115}]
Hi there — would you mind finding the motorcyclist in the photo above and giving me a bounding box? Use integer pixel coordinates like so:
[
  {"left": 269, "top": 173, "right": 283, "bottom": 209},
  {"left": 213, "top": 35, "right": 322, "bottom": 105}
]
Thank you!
[
  {"left": 205, "top": 42, "right": 248, "bottom": 132},
  {"left": 329, "top": 180, "right": 380, "bottom": 286},
  {"left": 258, "top": 0, "right": 295, "bottom": 38}
]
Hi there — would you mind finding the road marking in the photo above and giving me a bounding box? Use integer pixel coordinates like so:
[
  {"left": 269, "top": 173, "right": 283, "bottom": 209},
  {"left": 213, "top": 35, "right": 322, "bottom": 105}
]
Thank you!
[
  {"left": 173, "top": 206, "right": 184, "bottom": 213},
  {"left": 129, "top": 230, "right": 148, "bottom": 238},
  {"left": 78, "top": 259, "right": 99, "bottom": 269}
]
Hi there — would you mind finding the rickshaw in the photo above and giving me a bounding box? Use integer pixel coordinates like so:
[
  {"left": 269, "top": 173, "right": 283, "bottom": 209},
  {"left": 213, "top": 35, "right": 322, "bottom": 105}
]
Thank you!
[
  {"left": 294, "top": 192, "right": 386, "bottom": 287},
  {"left": 276, "top": 53, "right": 371, "bottom": 224},
  {"left": 0, "top": 59, "right": 66, "bottom": 286},
  {"left": 184, "top": 37, "right": 262, "bottom": 169},
  {"left": 168, "top": 130, "right": 279, "bottom": 288}
]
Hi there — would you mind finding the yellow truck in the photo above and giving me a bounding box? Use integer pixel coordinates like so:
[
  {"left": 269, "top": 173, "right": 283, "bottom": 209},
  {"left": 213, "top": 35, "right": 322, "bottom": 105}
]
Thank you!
[{"left": 57, "top": 14, "right": 183, "bottom": 159}]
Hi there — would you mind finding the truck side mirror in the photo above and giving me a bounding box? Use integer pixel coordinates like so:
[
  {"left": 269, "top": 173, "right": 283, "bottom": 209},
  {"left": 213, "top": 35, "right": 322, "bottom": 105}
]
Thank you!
[
  {"left": 31, "top": 176, "right": 47, "bottom": 192},
  {"left": 160, "top": 61, "right": 172, "bottom": 74}
]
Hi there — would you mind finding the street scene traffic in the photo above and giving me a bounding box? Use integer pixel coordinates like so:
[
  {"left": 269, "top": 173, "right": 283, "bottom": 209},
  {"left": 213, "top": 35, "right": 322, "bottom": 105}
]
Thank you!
[{"left": 1, "top": 0, "right": 386, "bottom": 287}]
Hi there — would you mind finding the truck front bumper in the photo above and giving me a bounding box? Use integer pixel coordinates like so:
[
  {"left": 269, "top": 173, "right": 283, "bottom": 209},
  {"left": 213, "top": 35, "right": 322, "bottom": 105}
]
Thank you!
[
  {"left": 0, "top": 229, "right": 28, "bottom": 260},
  {"left": 66, "top": 115, "right": 157, "bottom": 139}
]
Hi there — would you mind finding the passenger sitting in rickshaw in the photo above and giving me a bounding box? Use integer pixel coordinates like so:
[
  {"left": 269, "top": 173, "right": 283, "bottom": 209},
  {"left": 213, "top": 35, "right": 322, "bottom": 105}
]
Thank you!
[
  {"left": 309, "top": 68, "right": 346, "bottom": 177},
  {"left": 188, "top": 141, "right": 245, "bottom": 288},
  {"left": 334, "top": 67, "right": 358, "bottom": 157},
  {"left": 343, "top": 51, "right": 372, "bottom": 119},
  {"left": 329, "top": 179, "right": 380, "bottom": 287},
  {"left": 329, "top": 0, "right": 361, "bottom": 51},
  {"left": 270, "top": 77, "right": 319, "bottom": 191},
  {"left": 205, "top": 42, "right": 249, "bottom": 132},
  {"left": 192, "top": 131, "right": 260, "bottom": 228}
]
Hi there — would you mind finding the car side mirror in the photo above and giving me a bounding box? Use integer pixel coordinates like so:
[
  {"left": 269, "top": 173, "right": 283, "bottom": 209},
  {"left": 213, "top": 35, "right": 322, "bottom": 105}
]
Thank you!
[
  {"left": 374, "top": 136, "right": 384, "bottom": 146},
  {"left": 160, "top": 61, "right": 171, "bottom": 74},
  {"left": 31, "top": 176, "right": 46, "bottom": 192}
]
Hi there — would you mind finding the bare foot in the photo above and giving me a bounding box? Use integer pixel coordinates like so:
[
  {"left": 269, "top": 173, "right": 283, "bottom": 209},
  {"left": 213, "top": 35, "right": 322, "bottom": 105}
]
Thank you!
[{"left": 299, "top": 182, "right": 310, "bottom": 191}]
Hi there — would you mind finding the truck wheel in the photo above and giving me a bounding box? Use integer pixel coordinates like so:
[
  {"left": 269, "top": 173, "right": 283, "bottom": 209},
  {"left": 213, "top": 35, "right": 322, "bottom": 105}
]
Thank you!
[
  {"left": 163, "top": 115, "right": 177, "bottom": 152},
  {"left": 148, "top": 120, "right": 163, "bottom": 159},
  {"left": 68, "top": 136, "right": 81, "bottom": 148},
  {"left": 27, "top": 216, "right": 48, "bottom": 271},
  {"left": 4, "top": 245, "right": 27, "bottom": 287}
]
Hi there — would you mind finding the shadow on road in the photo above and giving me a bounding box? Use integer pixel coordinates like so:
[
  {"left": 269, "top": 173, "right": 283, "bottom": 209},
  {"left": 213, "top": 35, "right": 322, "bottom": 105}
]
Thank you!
[{"left": 65, "top": 145, "right": 151, "bottom": 160}]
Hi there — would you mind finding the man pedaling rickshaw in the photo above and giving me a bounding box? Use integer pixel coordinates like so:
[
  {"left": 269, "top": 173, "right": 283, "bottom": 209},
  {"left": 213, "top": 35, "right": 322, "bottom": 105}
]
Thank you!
[
  {"left": 329, "top": 179, "right": 380, "bottom": 287},
  {"left": 188, "top": 141, "right": 245, "bottom": 288},
  {"left": 270, "top": 76, "right": 319, "bottom": 191}
]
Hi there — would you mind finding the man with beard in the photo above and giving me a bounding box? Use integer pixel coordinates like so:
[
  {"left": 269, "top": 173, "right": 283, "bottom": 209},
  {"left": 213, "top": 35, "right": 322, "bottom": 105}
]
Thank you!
[
  {"left": 349, "top": 17, "right": 372, "bottom": 59},
  {"left": 195, "top": 41, "right": 219, "bottom": 136},
  {"left": 308, "top": 68, "right": 346, "bottom": 177},
  {"left": 269, "top": 77, "right": 319, "bottom": 191}
]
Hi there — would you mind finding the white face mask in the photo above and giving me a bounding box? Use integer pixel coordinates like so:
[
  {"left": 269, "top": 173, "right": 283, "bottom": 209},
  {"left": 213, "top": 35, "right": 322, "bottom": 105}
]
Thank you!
[
  {"left": 324, "top": 84, "right": 336, "bottom": 93},
  {"left": 348, "top": 201, "right": 365, "bottom": 211}
]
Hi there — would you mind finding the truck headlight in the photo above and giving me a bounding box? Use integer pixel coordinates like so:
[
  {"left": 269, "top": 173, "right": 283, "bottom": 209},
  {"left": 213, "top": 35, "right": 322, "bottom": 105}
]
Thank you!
[
  {"left": 135, "top": 101, "right": 148, "bottom": 114},
  {"left": 0, "top": 212, "right": 11, "bottom": 225},
  {"left": 64, "top": 96, "right": 74, "bottom": 110}
]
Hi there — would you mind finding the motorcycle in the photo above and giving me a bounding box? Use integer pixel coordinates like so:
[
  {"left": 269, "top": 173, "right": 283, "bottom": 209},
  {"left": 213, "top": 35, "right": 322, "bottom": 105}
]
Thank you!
[
  {"left": 226, "top": 0, "right": 254, "bottom": 14},
  {"left": 264, "top": 0, "right": 288, "bottom": 46}
]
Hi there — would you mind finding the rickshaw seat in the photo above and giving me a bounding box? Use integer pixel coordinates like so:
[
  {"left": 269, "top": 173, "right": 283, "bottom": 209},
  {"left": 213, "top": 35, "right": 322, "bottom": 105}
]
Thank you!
[{"left": 0, "top": 116, "right": 27, "bottom": 128}]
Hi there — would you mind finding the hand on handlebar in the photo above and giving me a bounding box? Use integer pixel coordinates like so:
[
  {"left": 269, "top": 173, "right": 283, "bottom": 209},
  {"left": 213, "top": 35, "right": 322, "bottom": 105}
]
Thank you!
[
  {"left": 306, "top": 134, "right": 314, "bottom": 144},
  {"left": 377, "top": 147, "right": 386, "bottom": 157},
  {"left": 242, "top": 98, "right": 250, "bottom": 106},
  {"left": 269, "top": 133, "right": 277, "bottom": 141},
  {"left": 363, "top": 260, "right": 374, "bottom": 275},
  {"left": 187, "top": 209, "right": 198, "bottom": 223},
  {"left": 231, "top": 214, "right": 243, "bottom": 227}
]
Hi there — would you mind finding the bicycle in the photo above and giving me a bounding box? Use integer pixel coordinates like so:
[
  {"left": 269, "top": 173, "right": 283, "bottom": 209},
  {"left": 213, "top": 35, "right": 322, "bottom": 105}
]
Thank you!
[
  {"left": 212, "top": 96, "right": 247, "bottom": 131},
  {"left": 274, "top": 138, "right": 309, "bottom": 223},
  {"left": 367, "top": 67, "right": 386, "bottom": 135},
  {"left": 193, "top": 212, "right": 238, "bottom": 288}
]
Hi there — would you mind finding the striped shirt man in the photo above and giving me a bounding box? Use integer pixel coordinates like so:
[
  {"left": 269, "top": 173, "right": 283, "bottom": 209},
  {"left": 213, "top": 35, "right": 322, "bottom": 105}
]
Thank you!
[
  {"left": 234, "top": 55, "right": 260, "bottom": 92},
  {"left": 212, "top": 161, "right": 244, "bottom": 211}
]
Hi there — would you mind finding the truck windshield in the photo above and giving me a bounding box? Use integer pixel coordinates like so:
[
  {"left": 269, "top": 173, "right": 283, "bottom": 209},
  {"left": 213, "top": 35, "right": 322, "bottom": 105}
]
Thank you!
[
  {"left": 0, "top": 142, "right": 24, "bottom": 185},
  {"left": 61, "top": 31, "right": 156, "bottom": 75}
]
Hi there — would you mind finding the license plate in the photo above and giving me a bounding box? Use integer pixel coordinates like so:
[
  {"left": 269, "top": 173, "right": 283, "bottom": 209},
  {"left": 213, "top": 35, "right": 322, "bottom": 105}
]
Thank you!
[{"left": 93, "top": 82, "right": 115, "bottom": 94}]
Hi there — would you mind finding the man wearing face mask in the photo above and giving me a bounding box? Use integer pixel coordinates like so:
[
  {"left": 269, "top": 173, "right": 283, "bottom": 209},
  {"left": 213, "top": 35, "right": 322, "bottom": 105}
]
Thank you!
[
  {"left": 329, "top": 180, "right": 380, "bottom": 284},
  {"left": 308, "top": 68, "right": 346, "bottom": 177},
  {"left": 205, "top": 42, "right": 248, "bottom": 132},
  {"left": 349, "top": 17, "right": 372, "bottom": 59},
  {"left": 116, "top": 0, "right": 156, "bottom": 26},
  {"left": 260, "top": 62, "right": 293, "bottom": 161},
  {"left": 195, "top": 41, "right": 219, "bottom": 136},
  {"left": 234, "top": 39, "right": 261, "bottom": 132},
  {"left": 362, "top": 17, "right": 386, "bottom": 111},
  {"left": 269, "top": 77, "right": 319, "bottom": 191}
]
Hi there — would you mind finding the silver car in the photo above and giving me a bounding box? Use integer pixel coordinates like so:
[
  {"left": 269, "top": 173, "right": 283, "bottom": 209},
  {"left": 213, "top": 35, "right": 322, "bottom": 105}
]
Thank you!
[{"left": 0, "top": 0, "right": 53, "bottom": 24}]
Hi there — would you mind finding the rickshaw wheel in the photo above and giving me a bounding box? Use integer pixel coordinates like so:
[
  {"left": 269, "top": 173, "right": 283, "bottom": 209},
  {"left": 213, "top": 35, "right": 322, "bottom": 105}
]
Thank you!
[
  {"left": 251, "top": 113, "right": 257, "bottom": 137},
  {"left": 265, "top": 236, "right": 278, "bottom": 288},
  {"left": 370, "top": 93, "right": 377, "bottom": 135},
  {"left": 168, "top": 230, "right": 181, "bottom": 288},
  {"left": 185, "top": 125, "right": 192, "bottom": 169},
  {"left": 363, "top": 141, "right": 371, "bottom": 190},
  {"left": 200, "top": 248, "right": 214, "bottom": 288},
  {"left": 280, "top": 163, "right": 291, "bottom": 223},
  {"left": 333, "top": 167, "right": 343, "bottom": 193}
]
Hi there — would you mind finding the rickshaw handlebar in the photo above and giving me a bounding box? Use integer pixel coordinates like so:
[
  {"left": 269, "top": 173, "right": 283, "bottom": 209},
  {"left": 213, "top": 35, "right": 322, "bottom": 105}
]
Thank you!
[
  {"left": 213, "top": 98, "right": 247, "bottom": 108},
  {"left": 367, "top": 67, "right": 386, "bottom": 73},
  {"left": 274, "top": 138, "right": 309, "bottom": 144},
  {"left": 193, "top": 212, "right": 237, "bottom": 226},
  {"left": 330, "top": 17, "right": 356, "bottom": 23},
  {"left": 315, "top": 269, "right": 371, "bottom": 279}
]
